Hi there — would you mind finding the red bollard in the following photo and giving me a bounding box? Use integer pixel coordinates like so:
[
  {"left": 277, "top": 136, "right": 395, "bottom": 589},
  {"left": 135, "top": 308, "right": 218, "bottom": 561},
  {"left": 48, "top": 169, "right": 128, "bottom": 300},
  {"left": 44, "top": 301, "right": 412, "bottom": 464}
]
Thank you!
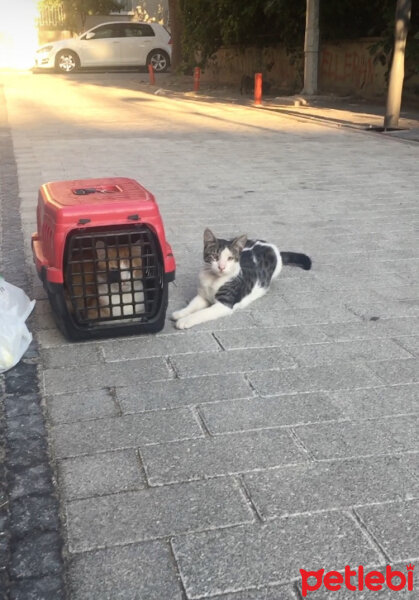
[
  {"left": 148, "top": 64, "right": 155, "bottom": 85},
  {"left": 254, "top": 73, "right": 262, "bottom": 105},
  {"left": 193, "top": 67, "right": 201, "bottom": 92}
]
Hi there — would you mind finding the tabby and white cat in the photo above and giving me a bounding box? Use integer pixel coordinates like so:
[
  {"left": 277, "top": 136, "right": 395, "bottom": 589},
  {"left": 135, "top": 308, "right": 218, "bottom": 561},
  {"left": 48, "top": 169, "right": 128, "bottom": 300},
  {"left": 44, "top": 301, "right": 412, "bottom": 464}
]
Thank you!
[{"left": 172, "top": 228, "right": 311, "bottom": 329}]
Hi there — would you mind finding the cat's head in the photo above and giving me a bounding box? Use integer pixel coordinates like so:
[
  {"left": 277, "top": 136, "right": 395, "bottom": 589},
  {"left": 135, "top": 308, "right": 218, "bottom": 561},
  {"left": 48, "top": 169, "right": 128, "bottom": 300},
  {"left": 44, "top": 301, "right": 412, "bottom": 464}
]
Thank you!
[
  {"left": 203, "top": 228, "right": 247, "bottom": 277},
  {"left": 95, "top": 241, "right": 142, "bottom": 287}
]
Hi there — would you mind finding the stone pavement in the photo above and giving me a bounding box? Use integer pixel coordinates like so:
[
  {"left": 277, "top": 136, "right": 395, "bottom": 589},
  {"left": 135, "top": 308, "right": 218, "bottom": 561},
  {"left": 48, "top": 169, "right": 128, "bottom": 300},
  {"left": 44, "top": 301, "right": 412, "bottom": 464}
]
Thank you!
[{"left": 0, "top": 70, "right": 418, "bottom": 599}]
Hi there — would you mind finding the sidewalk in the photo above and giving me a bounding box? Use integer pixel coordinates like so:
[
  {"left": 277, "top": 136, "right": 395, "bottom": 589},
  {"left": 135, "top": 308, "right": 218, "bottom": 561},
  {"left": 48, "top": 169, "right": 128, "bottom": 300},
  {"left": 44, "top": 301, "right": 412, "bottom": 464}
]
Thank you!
[
  {"left": 138, "top": 72, "right": 419, "bottom": 141},
  {"left": 1, "top": 70, "right": 418, "bottom": 599}
]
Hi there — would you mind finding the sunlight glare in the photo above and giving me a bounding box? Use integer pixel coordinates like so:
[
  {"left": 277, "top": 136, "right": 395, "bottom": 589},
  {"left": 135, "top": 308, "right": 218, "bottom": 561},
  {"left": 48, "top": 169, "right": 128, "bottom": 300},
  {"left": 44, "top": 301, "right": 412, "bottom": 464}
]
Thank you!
[{"left": 0, "top": 0, "right": 38, "bottom": 69}]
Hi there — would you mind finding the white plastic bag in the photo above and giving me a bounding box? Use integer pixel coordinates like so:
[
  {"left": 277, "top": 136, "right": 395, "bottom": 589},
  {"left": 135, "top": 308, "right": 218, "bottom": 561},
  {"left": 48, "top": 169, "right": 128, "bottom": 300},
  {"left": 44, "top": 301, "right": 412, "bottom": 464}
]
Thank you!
[{"left": 0, "top": 276, "right": 36, "bottom": 373}]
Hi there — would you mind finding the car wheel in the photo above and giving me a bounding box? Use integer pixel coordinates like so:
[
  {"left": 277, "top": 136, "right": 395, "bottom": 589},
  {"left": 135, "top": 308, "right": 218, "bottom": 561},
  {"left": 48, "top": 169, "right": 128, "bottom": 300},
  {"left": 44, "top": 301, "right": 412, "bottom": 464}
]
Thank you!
[
  {"left": 147, "top": 50, "right": 170, "bottom": 73},
  {"left": 55, "top": 50, "right": 80, "bottom": 74}
]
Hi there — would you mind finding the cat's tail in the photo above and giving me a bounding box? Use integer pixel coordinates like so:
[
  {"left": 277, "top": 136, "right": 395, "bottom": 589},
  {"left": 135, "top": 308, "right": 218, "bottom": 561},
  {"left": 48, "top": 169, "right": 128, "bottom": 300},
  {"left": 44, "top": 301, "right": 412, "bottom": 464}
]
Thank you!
[{"left": 280, "top": 252, "right": 312, "bottom": 270}]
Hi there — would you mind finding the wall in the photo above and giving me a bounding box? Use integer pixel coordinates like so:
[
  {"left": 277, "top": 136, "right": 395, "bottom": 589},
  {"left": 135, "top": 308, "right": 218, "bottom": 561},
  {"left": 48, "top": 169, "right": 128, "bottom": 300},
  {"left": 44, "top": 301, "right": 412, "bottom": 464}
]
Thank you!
[
  {"left": 200, "top": 39, "right": 419, "bottom": 99},
  {"left": 319, "top": 39, "right": 386, "bottom": 97}
]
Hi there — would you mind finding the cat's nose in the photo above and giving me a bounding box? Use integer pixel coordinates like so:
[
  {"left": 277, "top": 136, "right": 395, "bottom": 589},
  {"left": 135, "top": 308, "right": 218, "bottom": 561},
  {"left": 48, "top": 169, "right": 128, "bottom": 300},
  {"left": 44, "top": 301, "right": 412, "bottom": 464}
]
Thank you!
[{"left": 219, "top": 265, "right": 225, "bottom": 272}]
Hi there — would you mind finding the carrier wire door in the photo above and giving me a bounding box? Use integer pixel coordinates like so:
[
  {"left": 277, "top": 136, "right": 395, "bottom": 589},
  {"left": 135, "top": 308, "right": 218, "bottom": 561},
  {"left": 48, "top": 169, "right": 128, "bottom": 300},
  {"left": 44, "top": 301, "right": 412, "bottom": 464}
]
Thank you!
[{"left": 65, "top": 225, "right": 164, "bottom": 329}]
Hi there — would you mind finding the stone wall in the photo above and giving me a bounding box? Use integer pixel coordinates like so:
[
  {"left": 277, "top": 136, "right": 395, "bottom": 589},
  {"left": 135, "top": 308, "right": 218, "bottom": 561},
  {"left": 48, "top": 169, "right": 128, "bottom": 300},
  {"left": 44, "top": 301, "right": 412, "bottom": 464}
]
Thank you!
[{"left": 200, "top": 39, "right": 419, "bottom": 99}]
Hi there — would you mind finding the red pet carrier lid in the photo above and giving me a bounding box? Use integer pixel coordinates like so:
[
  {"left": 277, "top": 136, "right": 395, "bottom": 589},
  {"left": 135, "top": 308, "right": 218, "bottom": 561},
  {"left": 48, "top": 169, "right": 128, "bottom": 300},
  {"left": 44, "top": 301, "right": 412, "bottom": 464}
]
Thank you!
[
  {"left": 32, "top": 177, "right": 175, "bottom": 284},
  {"left": 41, "top": 177, "right": 153, "bottom": 210}
]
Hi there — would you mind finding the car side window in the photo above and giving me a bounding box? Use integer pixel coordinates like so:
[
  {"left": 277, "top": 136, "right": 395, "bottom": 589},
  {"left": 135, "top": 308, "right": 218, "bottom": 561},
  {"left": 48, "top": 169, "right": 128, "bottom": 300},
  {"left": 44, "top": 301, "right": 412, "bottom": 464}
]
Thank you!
[
  {"left": 89, "top": 24, "right": 122, "bottom": 39},
  {"left": 123, "top": 24, "right": 155, "bottom": 37}
]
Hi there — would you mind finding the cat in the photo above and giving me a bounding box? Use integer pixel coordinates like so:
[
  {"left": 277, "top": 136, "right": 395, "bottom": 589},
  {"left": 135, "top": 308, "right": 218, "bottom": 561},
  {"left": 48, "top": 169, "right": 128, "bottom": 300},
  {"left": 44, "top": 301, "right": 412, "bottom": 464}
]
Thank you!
[
  {"left": 171, "top": 228, "right": 311, "bottom": 329},
  {"left": 95, "top": 240, "right": 145, "bottom": 317},
  {"left": 67, "top": 240, "right": 144, "bottom": 319}
]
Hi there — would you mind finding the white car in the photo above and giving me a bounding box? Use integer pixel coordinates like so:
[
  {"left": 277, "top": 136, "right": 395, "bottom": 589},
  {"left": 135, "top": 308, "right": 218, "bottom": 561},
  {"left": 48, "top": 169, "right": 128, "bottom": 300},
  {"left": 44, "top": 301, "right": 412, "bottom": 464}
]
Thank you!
[{"left": 35, "top": 21, "right": 171, "bottom": 73}]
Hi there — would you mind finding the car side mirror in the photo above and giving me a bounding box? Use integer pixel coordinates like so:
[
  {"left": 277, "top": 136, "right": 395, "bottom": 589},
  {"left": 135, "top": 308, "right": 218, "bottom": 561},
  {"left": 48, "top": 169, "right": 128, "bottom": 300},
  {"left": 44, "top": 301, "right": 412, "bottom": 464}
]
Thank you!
[{"left": 85, "top": 32, "right": 95, "bottom": 40}]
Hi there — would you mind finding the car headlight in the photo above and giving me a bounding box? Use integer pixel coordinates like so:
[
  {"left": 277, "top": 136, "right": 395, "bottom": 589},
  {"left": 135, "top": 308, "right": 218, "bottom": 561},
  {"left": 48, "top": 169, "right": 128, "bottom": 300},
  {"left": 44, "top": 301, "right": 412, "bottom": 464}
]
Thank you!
[{"left": 37, "top": 45, "right": 54, "bottom": 54}]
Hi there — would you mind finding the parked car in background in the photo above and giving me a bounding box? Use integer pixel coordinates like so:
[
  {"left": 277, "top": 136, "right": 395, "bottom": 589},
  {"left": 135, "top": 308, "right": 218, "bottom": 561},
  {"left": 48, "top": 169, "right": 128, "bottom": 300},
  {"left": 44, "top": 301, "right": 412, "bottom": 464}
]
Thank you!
[{"left": 35, "top": 21, "right": 171, "bottom": 73}]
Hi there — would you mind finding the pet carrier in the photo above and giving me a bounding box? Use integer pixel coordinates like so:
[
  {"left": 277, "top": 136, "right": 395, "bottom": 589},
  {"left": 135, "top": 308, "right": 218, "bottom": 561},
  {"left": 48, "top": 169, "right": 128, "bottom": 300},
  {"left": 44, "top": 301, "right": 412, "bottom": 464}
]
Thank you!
[{"left": 32, "top": 177, "right": 175, "bottom": 340}]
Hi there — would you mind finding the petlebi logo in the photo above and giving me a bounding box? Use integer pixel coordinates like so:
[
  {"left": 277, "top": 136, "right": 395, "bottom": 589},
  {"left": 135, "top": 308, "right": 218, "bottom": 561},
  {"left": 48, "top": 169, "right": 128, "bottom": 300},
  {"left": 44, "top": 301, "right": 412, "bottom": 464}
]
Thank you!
[{"left": 300, "top": 564, "right": 414, "bottom": 597}]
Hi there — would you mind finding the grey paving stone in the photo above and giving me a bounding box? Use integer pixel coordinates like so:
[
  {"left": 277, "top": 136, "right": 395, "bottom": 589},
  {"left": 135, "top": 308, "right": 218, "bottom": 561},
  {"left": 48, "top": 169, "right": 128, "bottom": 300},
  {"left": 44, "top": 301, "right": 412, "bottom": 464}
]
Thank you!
[
  {"left": 46, "top": 389, "right": 118, "bottom": 424},
  {"left": 315, "top": 273, "right": 408, "bottom": 291},
  {"left": 402, "top": 453, "right": 419, "bottom": 479},
  {"left": 9, "top": 464, "right": 54, "bottom": 499},
  {"left": 6, "top": 412, "right": 45, "bottom": 442},
  {"left": 248, "top": 363, "right": 383, "bottom": 397},
  {"left": 36, "top": 328, "right": 67, "bottom": 349},
  {"left": 208, "top": 587, "right": 298, "bottom": 600},
  {"left": 172, "top": 513, "right": 380, "bottom": 598},
  {"left": 367, "top": 359, "right": 419, "bottom": 385},
  {"left": 251, "top": 306, "right": 358, "bottom": 328},
  {"left": 294, "top": 418, "right": 418, "bottom": 461},
  {"left": 7, "top": 436, "right": 48, "bottom": 469},
  {"left": 215, "top": 326, "right": 329, "bottom": 350},
  {"left": 4, "top": 393, "right": 40, "bottom": 418},
  {"left": 5, "top": 361, "right": 38, "bottom": 395},
  {"left": 117, "top": 373, "right": 253, "bottom": 413},
  {"left": 41, "top": 343, "right": 103, "bottom": 369},
  {"left": 43, "top": 357, "right": 171, "bottom": 395},
  {"left": 377, "top": 416, "right": 419, "bottom": 453},
  {"left": 346, "top": 300, "right": 419, "bottom": 320},
  {"left": 318, "top": 318, "right": 416, "bottom": 341},
  {"left": 10, "top": 495, "right": 60, "bottom": 537},
  {"left": 289, "top": 339, "right": 413, "bottom": 366},
  {"left": 329, "top": 384, "right": 419, "bottom": 419},
  {"left": 101, "top": 331, "right": 220, "bottom": 361},
  {"left": 66, "top": 478, "right": 254, "bottom": 552},
  {"left": 244, "top": 456, "right": 419, "bottom": 519},
  {"left": 51, "top": 408, "right": 203, "bottom": 458},
  {"left": 393, "top": 336, "right": 419, "bottom": 357},
  {"left": 171, "top": 348, "right": 296, "bottom": 378},
  {"left": 68, "top": 541, "right": 183, "bottom": 599},
  {"left": 200, "top": 393, "right": 342, "bottom": 434},
  {"left": 10, "top": 576, "right": 65, "bottom": 600},
  {"left": 140, "top": 429, "right": 306, "bottom": 485},
  {"left": 10, "top": 531, "right": 62, "bottom": 578},
  {"left": 357, "top": 501, "right": 419, "bottom": 562},
  {"left": 179, "top": 311, "right": 257, "bottom": 332},
  {"left": 59, "top": 449, "right": 145, "bottom": 500}
]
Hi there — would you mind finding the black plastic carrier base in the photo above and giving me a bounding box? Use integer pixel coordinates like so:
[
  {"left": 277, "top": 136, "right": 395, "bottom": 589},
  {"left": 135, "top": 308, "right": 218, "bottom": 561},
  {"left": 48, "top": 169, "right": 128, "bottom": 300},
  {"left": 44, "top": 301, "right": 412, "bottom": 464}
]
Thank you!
[{"left": 41, "top": 224, "right": 173, "bottom": 341}]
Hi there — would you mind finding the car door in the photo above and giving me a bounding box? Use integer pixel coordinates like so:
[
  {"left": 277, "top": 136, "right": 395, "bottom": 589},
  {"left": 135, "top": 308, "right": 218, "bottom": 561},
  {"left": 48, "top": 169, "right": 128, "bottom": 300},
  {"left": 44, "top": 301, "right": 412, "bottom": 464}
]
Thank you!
[
  {"left": 78, "top": 23, "right": 123, "bottom": 67},
  {"left": 119, "top": 23, "right": 155, "bottom": 66}
]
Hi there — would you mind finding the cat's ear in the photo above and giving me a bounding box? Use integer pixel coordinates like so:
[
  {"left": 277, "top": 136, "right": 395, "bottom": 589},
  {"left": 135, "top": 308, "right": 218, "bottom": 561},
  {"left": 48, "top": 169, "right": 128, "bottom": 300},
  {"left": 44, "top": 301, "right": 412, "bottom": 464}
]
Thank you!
[
  {"left": 231, "top": 234, "right": 247, "bottom": 253},
  {"left": 204, "top": 228, "right": 216, "bottom": 244},
  {"left": 95, "top": 240, "right": 106, "bottom": 261}
]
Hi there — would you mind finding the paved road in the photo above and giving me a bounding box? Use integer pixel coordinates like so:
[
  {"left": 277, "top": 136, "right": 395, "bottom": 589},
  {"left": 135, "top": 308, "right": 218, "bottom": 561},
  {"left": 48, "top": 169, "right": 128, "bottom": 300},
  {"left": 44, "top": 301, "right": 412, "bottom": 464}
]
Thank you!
[{"left": 1, "top": 70, "right": 418, "bottom": 599}]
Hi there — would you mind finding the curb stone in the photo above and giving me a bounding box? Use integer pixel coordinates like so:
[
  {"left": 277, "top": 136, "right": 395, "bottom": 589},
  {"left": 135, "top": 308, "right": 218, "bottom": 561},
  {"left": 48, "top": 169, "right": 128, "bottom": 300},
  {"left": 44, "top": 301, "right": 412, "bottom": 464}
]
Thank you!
[{"left": 0, "top": 84, "right": 66, "bottom": 600}]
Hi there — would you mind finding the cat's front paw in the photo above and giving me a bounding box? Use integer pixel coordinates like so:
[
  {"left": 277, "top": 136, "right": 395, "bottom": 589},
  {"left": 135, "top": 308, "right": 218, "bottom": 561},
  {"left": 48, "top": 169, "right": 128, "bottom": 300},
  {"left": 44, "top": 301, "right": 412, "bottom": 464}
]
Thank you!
[
  {"left": 175, "top": 315, "right": 194, "bottom": 330},
  {"left": 171, "top": 309, "right": 185, "bottom": 321}
]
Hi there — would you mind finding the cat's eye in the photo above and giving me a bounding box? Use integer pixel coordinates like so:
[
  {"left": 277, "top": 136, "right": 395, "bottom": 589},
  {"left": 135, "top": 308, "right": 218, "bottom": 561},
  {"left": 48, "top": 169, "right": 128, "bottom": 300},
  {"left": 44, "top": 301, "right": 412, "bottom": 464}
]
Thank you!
[{"left": 228, "top": 256, "right": 234, "bottom": 261}]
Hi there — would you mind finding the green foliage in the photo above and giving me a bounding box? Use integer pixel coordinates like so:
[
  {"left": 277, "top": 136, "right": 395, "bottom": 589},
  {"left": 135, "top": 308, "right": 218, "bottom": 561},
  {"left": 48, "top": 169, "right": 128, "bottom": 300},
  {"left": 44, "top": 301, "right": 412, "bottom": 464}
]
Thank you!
[
  {"left": 368, "top": 0, "right": 419, "bottom": 82},
  {"left": 38, "top": 0, "right": 124, "bottom": 31},
  {"left": 180, "top": 0, "right": 419, "bottom": 77},
  {"left": 180, "top": 0, "right": 305, "bottom": 69}
]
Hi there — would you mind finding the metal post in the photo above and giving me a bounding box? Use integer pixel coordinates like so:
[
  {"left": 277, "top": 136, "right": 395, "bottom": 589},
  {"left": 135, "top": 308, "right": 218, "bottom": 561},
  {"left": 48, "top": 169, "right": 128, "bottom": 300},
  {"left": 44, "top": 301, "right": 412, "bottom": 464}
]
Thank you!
[
  {"left": 148, "top": 64, "right": 155, "bottom": 85},
  {"left": 254, "top": 73, "right": 262, "bottom": 105},
  {"left": 193, "top": 67, "right": 201, "bottom": 92}
]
